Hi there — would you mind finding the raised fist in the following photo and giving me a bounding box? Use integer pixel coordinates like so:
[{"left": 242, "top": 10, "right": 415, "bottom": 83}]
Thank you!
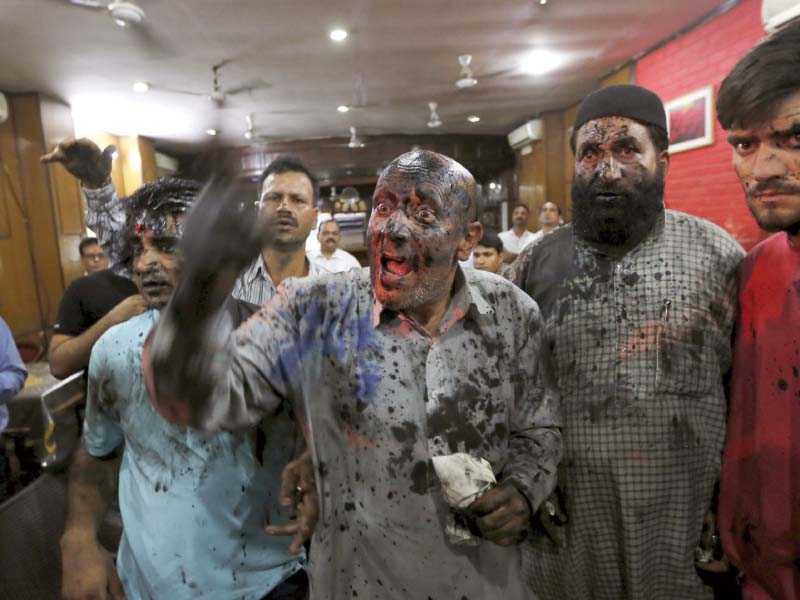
[{"left": 41, "top": 138, "right": 115, "bottom": 189}]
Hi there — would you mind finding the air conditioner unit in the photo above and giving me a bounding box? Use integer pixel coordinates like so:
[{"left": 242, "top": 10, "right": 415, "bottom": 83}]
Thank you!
[
  {"left": 763, "top": 0, "right": 800, "bottom": 31},
  {"left": 507, "top": 119, "right": 543, "bottom": 150}
]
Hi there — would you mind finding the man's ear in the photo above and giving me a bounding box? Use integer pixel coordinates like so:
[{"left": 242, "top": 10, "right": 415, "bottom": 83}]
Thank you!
[
  {"left": 457, "top": 222, "right": 483, "bottom": 261},
  {"left": 659, "top": 151, "right": 670, "bottom": 178}
]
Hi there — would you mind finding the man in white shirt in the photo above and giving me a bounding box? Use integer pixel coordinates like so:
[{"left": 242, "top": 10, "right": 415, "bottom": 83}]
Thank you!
[
  {"left": 307, "top": 219, "right": 361, "bottom": 273},
  {"left": 528, "top": 201, "right": 562, "bottom": 245},
  {"left": 499, "top": 203, "right": 536, "bottom": 262}
]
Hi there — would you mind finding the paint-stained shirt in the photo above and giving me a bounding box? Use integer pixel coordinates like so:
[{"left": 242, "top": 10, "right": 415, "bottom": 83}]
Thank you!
[
  {"left": 84, "top": 309, "right": 303, "bottom": 600},
  {"left": 160, "top": 266, "right": 561, "bottom": 600},
  {"left": 509, "top": 210, "right": 744, "bottom": 600},
  {"left": 719, "top": 232, "right": 800, "bottom": 600},
  {"left": 231, "top": 254, "right": 330, "bottom": 306}
]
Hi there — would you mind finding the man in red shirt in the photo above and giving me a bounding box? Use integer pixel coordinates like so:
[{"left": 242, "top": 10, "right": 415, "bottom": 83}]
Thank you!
[{"left": 717, "top": 22, "right": 800, "bottom": 600}]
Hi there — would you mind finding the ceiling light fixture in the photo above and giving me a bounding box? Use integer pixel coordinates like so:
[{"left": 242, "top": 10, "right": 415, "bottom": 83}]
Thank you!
[
  {"left": 109, "top": 2, "right": 145, "bottom": 28},
  {"left": 521, "top": 49, "right": 563, "bottom": 76},
  {"left": 467, "top": 115, "right": 480, "bottom": 123},
  {"left": 330, "top": 29, "right": 348, "bottom": 42},
  {"left": 539, "top": 0, "right": 548, "bottom": 5},
  {"left": 337, "top": 105, "right": 350, "bottom": 113},
  {"left": 132, "top": 81, "right": 149, "bottom": 93},
  {"left": 206, "top": 128, "right": 217, "bottom": 136}
]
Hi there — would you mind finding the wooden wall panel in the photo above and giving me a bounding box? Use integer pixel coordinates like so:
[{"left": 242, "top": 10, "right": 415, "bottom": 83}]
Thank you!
[
  {"left": 138, "top": 137, "right": 158, "bottom": 184},
  {"left": 39, "top": 96, "right": 85, "bottom": 286},
  {"left": 0, "top": 98, "right": 45, "bottom": 339},
  {"left": 517, "top": 143, "right": 546, "bottom": 227},
  {"left": 10, "top": 94, "right": 65, "bottom": 334}
]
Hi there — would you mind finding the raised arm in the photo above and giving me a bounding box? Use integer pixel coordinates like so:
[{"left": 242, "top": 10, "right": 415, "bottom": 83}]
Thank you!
[
  {"left": 41, "top": 139, "right": 128, "bottom": 273},
  {"left": 147, "top": 180, "right": 283, "bottom": 430}
]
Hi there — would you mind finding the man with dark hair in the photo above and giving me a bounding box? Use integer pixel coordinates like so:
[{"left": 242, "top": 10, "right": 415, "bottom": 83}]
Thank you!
[
  {"left": 234, "top": 154, "right": 330, "bottom": 305},
  {"left": 307, "top": 219, "right": 360, "bottom": 273},
  {"left": 716, "top": 22, "right": 800, "bottom": 600},
  {"left": 510, "top": 84, "right": 744, "bottom": 599},
  {"left": 472, "top": 229, "right": 508, "bottom": 277},
  {"left": 51, "top": 235, "right": 142, "bottom": 379},
  {"left": 500, "top": 202, "right": 536, "bottom": 262},
  {"left": 147, "top": 149, "right": 561, "bottom": 599},
  {"left": 78, "top": 237, "right": 109, "bottom": 274},
  {"left": 529, "top": 202, "right": 562, "bottom": 245},
  {"left": 59, "top": 177, "right": 306, "bottom": 600}
]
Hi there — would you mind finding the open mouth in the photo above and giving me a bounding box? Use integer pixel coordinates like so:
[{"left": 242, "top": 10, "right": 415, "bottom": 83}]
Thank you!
[
  {"left": 141, "top": 279, "right": 170, "bottom": 293},
  {"left": 595, "top": 192, "right": 623, "bottom": 201},
  {"left": 381, "top": 255, "right": 414, "bottom": 277}
]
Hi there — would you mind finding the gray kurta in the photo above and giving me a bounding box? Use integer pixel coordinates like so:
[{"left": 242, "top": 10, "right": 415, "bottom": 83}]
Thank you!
[
  {"left": 510, "top": 210, "right": 744, "bottom": 600},
  {"left": 181, "top": 267, "right": 561, "bottom": 599}
]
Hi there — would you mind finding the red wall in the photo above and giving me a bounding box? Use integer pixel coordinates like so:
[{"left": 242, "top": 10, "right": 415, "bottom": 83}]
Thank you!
[{"left": 636, "top": 0, "right": 766, "bottom": 248}]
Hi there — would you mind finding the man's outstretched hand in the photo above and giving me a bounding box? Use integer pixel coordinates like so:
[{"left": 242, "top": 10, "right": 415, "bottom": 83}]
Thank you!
[
  {"left": 171, "top": 177, "right": 268, "bottom": 322},
  {"left": 266, "top": 453, "right": 318, "bottom": 555},
  {"left": 41, "top": 138, "right": 115, "bottom": 189}
]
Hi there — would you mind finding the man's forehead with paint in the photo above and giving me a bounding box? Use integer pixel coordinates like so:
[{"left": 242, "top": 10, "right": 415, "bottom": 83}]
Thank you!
[{"left": 374, "top": 151, "right": 476, "bottom": 225}]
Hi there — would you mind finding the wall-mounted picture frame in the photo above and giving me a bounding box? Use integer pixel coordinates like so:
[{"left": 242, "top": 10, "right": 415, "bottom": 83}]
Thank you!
[{"left": 665, "top": 86, "right": 714, "bottom": 154}]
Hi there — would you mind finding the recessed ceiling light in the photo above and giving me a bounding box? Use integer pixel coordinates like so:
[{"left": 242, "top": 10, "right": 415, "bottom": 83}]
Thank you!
[
  {"left": 330, "top": 29, "right": 348, "bottom": 42},
  {"left": 337, "top": 105, "right": 350, "bottom": 113},
  {"left": 521, "top": 49, "right": 564, "bottom": 76},
  {"left": 132, "top": 81, "right": 149, "bottom": 93},
  {"left": 467, "top": 115, "right": 480, "bottom": 123},
  {"left": 539, "top": 0, "right": 548, "bottom": 5},
  {"left": 206, "top": 129, "right": 217, "bottom": 136}
]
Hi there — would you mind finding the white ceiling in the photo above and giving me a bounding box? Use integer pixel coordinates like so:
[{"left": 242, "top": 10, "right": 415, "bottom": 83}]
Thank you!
[{"left": 0, "top": 0, "right": 731, "bottom": 151}]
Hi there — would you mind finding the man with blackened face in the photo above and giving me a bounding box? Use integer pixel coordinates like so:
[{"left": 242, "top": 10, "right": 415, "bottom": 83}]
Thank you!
[
  {"left": 716, "top": 22, "right": 800, "bottom": 600},
  {"left": 59, "top": 178, "right": 307, "bottom": 600},
  {"left": 510, "top": 85, "right": 745, "bottom": 600},
  {"left": 148, "top": 150, "right": 561, "bottom": 599}
]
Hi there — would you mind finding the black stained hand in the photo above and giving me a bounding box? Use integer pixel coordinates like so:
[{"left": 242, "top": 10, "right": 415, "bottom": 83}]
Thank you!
[
  {"left": 172, "top": 177, "right": 267, "bottom": 323},
  {"left": 265, "top": 454, "right": 318, "bottom": 555},
  {"left": 467, "top": 482, "right": 531, "bottom": 547},
  {"left": 41, "top": 138, "right": 115, "bottom": 188}
]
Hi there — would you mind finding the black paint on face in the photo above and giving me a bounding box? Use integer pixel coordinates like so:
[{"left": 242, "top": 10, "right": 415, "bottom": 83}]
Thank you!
[
  {"left": 572, "top": 117, "right": 666, "bottom": 248},
  {"left": 368, "top": 151, "right": 475, "bottom": 310},
  {"left": 131, "top": 214, "right": 181, "bottom": 309}
]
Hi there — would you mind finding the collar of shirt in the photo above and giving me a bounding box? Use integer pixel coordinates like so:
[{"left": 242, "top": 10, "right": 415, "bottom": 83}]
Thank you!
[
  {"left": 243, "top": 253, "right": 328, "bottom": 285},
  {"left": 371, "top": 267, "right": 494, "bottom": 337}
]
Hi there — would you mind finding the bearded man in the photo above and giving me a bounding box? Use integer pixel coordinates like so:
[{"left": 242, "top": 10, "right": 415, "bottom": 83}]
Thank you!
[
  {"left": 510, "top": 84, "right": 745, "bottom": 600},
  {"left": 147, "top": 150, "right": 561, "bottom": 599}
]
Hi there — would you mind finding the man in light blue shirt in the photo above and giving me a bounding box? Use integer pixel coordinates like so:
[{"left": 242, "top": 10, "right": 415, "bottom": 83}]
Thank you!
[
  {"left": 0, "top": 316, "right": 27, "bottom": 502},
  {"left": 59, "top": 178, "right": 304, "bottom": 600}
]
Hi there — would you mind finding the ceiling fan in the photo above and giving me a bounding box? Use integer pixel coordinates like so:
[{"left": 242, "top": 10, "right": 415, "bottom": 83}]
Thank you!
[
  {"left": 60, "top": 0, "right": 170, "bottom": 57},
  {"left": 154, "top": 63, "right": 269, "bottom": 109},
  {"left": 455, "top": 55, "right": 478, "bottom": 89},
  {"left": 427, "top": 102, "right": 442, "bottom": 128}
]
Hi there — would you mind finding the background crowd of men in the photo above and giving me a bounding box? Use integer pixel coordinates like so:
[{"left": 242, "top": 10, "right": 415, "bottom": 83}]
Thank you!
[{"left": 1, "top": 19, "right": 795, "bottom": 600}]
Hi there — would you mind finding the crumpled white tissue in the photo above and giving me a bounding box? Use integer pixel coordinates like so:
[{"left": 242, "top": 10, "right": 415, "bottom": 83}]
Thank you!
[{"left": 431, "top": 453, "right": 496, "bottom": 545}]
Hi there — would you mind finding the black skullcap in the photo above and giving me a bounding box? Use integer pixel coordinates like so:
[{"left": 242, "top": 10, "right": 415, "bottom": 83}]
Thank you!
[{"left": 573, "top": 84, "right": 667, "bottom": 135}]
